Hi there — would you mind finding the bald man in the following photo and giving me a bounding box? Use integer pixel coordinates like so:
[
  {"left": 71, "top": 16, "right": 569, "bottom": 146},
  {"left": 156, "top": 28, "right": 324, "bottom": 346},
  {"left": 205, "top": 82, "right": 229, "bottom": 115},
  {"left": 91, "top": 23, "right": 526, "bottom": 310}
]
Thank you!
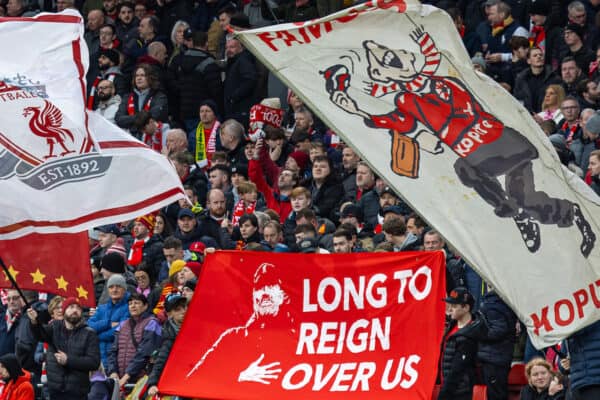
[
  {"left": 85, "top": 10, "right": 105, "bottom": 54},
  {"left": 163, "top": 129, "right": 188, "bottom": 156},
  {"left": 147, "top": 42, "right": 167, "bottom": 65}
]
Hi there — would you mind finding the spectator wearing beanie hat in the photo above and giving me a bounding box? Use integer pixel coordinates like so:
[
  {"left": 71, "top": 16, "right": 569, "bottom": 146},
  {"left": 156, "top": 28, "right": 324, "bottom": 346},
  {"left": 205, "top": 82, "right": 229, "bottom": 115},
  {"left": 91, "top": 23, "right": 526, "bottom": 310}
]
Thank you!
[
  {"left": 27, "top": 295, "right": 100, "bottom": 399},
  {"left": 88, "top": 274, "right": 131, "bottom": 367},
  {"left": 187, "top": 99, "right": 221, "bottom": 167},
  {"left": 562, "top": 23, "right": 595, "bottom": 73},
  {"left": 182, "top": 279, "right": 197, "bottom": 301},
  {"left": 153, "top": 260, "right": 185, "bottom": 318},
  {"left": 98, "top": 252, "right": 136, "bottom": 305},
  {"left": 128, "top": 213, "right": 165, "bottom": 279}
]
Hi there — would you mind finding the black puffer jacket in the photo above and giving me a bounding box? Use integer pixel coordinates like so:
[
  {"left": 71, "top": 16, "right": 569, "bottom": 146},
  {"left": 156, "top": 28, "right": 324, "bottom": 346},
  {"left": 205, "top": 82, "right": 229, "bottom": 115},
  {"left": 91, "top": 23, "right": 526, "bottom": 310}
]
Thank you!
[
  {"left": 142, "top": 235, "right": 165, "bottom": 279},
  {"left": 223, "top": 50, "right": 258, "bottom": 123},
  {"left": 438, "top": 317, "right": 484, "bottom": 400},
  {"left": 310, "top": 175, "right": 344, "bottom": 222},
  {"left": 31, "top": 320, "right": 100, "bottom": 397},
  {"left": 172, "top": 48, "right": 223, "bottom": 120},
  {"left": 477, "top": 291, "right": 517, "bottom": 366}
]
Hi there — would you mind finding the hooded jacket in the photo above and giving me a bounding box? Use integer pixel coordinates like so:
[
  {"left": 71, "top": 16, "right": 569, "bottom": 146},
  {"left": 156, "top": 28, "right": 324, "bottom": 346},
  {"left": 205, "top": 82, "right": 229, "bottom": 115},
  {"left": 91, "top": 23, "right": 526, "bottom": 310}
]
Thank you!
[
  {"left": 0, "top": 354, "right": 34, "bottom": 400},
  {"left": 395, "top": 232, "right": 420, "bottom": 252},
  {"left": 0, "top": 370, "right": 34, "bottom": 400}
]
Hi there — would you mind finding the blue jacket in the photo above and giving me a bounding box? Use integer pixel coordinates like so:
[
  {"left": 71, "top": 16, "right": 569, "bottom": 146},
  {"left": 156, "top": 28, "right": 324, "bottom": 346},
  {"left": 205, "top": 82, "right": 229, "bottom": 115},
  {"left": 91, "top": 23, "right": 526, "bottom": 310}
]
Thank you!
[
  {"left": 0, "top": 306, "right": 23, "bottom": 357},
  {"left": 566, "top": 319, "right": 600, "bottom": 391},
  {"left": 88, "top": 292, "right": 131, "bottom": 367}
]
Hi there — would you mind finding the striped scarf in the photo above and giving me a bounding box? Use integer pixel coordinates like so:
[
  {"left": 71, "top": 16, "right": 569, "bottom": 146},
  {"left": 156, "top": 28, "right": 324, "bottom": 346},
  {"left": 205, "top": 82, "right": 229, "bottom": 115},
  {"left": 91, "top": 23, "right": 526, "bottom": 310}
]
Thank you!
[
  {"left": 529, "top": 24, "right": 546, "bottom": 51},
  {"left": 492, "top": 15, "right": 514, "bottom": 37}
]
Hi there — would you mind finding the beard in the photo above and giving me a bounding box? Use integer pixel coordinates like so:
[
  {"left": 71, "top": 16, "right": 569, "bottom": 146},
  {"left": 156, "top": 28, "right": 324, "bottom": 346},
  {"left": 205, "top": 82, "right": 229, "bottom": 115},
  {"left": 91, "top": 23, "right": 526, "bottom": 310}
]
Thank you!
[
  {"left": 97, "top": 91, "right": 112, "bottom": 101},
  {"left": 64, "top": 313, "right": 82, "bottom": 326}
]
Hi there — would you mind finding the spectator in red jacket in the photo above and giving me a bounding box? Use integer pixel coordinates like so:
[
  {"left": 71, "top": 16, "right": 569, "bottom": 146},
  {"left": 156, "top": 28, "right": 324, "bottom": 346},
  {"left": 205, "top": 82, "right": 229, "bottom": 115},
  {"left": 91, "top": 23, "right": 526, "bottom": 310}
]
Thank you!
[{"left": 0, "top": 354, "right": 34, "bottom": 400}]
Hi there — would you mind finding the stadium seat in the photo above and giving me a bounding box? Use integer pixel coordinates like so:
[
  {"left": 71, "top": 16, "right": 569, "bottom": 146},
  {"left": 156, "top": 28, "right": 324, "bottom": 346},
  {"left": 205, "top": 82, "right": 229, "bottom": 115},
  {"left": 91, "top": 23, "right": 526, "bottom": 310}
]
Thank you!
[
  {"left": 472, "top": 384, "right": 487, "bottom": 400},
  {"left": 508, "top": 363, "right": 527, "bottom": 400}
]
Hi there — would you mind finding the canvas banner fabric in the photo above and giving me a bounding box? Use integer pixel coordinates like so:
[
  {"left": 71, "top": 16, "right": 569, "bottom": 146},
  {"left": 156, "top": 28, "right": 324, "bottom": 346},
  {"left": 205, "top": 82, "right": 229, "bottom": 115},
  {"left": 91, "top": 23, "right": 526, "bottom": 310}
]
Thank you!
[
  {"left": 235, "top": 0, "right": 600, "bottom": 347},
  {"left": 0, "top": 11, "right": 184, "bottom": 240},
  {"left": 158, "top": 251, "right": 446, "bottom": 399}
]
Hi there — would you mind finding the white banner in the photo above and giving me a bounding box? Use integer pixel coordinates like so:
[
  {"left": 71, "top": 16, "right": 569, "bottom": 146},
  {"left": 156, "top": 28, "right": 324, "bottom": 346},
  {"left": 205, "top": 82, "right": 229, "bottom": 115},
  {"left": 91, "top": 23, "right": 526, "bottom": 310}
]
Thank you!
[
  {"left": 0, "top": 11, "right": 184, "bottom": 239},
  {"left": 236, "top": 0, "right": 600, "bottom": 346}
]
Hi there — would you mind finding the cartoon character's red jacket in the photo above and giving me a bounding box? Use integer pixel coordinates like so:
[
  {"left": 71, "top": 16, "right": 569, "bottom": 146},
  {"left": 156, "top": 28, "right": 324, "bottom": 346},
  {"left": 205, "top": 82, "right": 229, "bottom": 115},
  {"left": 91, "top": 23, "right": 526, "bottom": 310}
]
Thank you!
[{"left": 366, "top": 76, "right": 504, "bottom": 158}]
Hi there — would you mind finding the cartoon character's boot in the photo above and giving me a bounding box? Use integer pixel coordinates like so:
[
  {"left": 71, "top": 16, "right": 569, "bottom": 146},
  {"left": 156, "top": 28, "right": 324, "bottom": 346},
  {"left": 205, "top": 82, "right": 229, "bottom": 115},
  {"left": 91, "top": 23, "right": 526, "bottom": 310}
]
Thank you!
[
  {"left": 573, "top": 204, "right": 595, "bottom": 258},
  {"left": 513, "top": 211, "right": 540, "bottom": 253}
]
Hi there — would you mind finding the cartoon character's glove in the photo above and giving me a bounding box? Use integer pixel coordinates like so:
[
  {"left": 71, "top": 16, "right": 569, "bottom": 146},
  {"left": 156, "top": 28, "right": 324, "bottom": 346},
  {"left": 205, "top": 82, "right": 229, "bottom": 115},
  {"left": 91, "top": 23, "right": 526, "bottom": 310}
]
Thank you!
[{"left": 415, "top": 130, "right": 443, "bottom": 154}]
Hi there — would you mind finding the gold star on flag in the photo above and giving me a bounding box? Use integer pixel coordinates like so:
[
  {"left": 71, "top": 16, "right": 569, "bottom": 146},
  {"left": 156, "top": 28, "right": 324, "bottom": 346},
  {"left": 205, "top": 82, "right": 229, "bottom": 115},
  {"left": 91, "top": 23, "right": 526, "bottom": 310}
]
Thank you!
[
  {"left": 76, "top": 285, "right": 88, "bottom": 300},
  {"left": 55, "top": 275, "right": 69, "bottom": 292},
  {"left": 30, "top": 268, "right": 46, "bottom": 285},
  {"left": 3, "top": 265, "right": 19, "bottom": 282}
]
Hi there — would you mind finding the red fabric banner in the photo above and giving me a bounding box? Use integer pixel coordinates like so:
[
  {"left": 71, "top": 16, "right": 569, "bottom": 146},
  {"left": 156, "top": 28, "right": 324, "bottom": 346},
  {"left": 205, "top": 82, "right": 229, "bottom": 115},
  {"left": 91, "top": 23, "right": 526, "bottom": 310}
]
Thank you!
[
  {"left": 159, "top": 251, "right": 446, "bottom": 399},
  {"left": 0, "top": 232, "right": 95, "bottom": 307}
]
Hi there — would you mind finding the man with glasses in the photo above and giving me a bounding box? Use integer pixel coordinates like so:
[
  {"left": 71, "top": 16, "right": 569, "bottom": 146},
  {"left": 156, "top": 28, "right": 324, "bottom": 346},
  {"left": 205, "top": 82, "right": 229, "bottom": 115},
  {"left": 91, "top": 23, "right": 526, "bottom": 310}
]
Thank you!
[
  {"left": 558, "top": 96, "right": 583, "bottom": 146},
  {"left": 0, "top": 290, "right": 25, "bottom": 357},
  {"left": 94, "top": 80, "right": 122, "bottom": 123}
]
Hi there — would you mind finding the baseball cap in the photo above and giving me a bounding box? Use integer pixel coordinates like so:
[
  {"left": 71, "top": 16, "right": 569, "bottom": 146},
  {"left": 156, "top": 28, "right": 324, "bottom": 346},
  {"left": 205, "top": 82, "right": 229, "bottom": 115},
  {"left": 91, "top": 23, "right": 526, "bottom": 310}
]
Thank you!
[
  {"left": 94, "top": 224, "right": 120, "bottom": 235},
  {"left": 298, "top": 237, "right": 318, "bottom": 253},
  {"left": 382, "top": 205, "right": 403, "bottom": 216},
  {"left": 380, "top": 186, "right": 398, "bottom": 197},
  {"left": 444, "top": 287, "right": 474, "bottom": 306},
  {"left": 165, "top": 293, "right": 187, "bottom": 312},
  {"left": 178, "top": 208, "right": 195, "bottom": 219}
]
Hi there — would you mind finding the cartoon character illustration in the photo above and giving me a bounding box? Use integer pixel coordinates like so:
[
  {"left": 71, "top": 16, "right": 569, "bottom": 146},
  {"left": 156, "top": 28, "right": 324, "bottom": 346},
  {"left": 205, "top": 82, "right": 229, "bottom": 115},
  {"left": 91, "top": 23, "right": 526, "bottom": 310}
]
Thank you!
[
  {"left": 186, "top": 263, "right": 296, "bottom": 384},
  {"left": 323, "top": 26, "right": 595, "bottom": 257}
]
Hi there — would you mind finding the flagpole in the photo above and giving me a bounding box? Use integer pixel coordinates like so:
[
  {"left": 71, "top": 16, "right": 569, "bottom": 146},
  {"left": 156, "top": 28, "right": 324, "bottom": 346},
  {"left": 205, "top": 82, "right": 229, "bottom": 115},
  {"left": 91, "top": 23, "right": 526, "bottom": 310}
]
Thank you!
[{"left": 0, "top": 256, "right": 31, "bottom": 307}]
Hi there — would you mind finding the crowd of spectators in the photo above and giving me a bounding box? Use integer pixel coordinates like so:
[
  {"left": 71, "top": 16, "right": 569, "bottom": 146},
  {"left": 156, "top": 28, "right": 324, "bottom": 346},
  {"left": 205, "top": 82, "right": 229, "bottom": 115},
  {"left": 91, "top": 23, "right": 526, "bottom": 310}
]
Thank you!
[{"left": 1, "top": 0, "right": 600, "bottom": 398}]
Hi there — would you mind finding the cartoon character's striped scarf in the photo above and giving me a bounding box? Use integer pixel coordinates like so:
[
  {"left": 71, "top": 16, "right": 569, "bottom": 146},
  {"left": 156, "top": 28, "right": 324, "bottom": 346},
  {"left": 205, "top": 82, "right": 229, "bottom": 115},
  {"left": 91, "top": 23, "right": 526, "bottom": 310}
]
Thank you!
[{"left": 369, "top": 32, "right": 441, "bottom": 97}]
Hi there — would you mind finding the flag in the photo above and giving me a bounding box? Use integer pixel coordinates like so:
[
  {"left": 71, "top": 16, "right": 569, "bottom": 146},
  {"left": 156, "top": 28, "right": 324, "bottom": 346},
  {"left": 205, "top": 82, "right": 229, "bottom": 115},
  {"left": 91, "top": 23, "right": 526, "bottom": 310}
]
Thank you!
[
  {"left": 0, "top": 232, "right": 94, "bottom": 306},
  {"left": 235, "top": 0, "right": 600, "bottom": 347},
  {"left": 158, "top": 251, "right": 446, "bottom": 399},
  {"left": 0, "top": 11, "right": 184, "bottom": 240}
]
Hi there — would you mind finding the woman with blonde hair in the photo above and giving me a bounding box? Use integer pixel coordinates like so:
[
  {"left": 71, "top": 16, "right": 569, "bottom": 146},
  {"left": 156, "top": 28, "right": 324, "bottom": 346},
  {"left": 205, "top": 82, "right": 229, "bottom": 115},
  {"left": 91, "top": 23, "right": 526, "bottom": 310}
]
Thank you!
[
  {"left": 536, "top": 85, "right": 566, "bottom": 124},
  {"left": 168, "top": 20, "right": 190, "bottom": 66},
  {"left": 520, "top": 357, "right": 565, "bottom": 399}
]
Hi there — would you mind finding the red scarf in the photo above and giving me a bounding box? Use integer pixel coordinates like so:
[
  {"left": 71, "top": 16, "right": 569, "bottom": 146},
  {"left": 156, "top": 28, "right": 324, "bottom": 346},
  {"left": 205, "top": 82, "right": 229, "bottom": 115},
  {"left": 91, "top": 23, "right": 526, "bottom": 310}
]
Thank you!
[
  {"left": 127, "top": 93, "right": 152, "bottom": 116},
  {"left": 86, "top": 72, "right": 118, "bottom": 110},
  {"left": 142, "top": 121, "right": 163, "bottom": 152},
  {"left": 127, "top": 239, "right": 146, "bottom": 266},
  {"left": 4, "top": 309, "right": 20, "bottom": 331},
  {"left": 232, "top": 200, "right": 256, "bottom": 226},
  {"left": 561, "top": 120, "right": 580, "bottom": 147},
  {"left": 529, "top": 24, "right": 546, "bottom": 51}
]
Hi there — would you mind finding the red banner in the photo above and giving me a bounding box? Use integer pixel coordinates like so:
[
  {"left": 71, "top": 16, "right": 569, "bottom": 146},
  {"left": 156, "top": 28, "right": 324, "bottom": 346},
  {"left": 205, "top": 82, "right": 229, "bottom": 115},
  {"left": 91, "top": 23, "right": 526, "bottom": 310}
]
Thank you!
[
  {"left": 0, "top": 232, "right": 95, "bottom": 307},
  {"left": 159, "top": 251, "right": 446, "bottom": 399}
]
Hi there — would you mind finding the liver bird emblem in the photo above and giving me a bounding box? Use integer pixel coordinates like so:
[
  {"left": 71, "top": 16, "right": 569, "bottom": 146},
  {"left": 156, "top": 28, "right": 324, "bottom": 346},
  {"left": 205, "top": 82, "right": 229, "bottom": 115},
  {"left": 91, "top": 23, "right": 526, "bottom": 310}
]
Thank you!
[{"left": 23, "top": 100, "right": 75, "bottom": 159}]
